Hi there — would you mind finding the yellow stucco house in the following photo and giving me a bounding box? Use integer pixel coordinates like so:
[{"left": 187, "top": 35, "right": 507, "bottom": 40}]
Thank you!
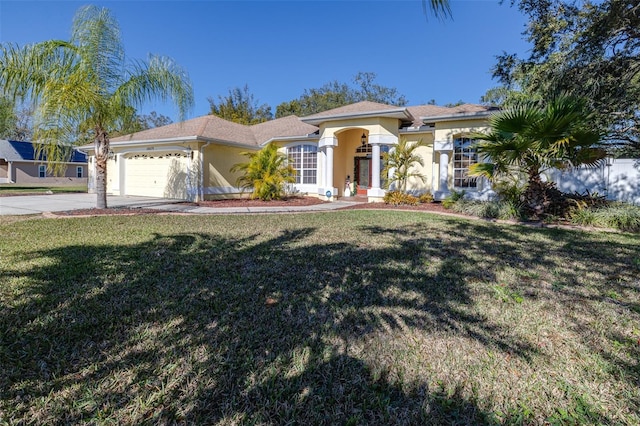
[{"left": 83, "top": 101, "right": 498, "bottom": 202}]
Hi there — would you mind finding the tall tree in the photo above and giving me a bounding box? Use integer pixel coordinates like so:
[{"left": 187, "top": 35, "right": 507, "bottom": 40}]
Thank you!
[
  {"left": 0, "top": 97, "right": 17, "bottom": 139},
  {"left": 208, "top": 85, "right": 272, "bottom": 125},
  {"left": 138, "top": 111, "right": 173, "bottom": 130},
  {"left": 275, "top": 72, "right": 407, "bottom": 118},
  {"left": 0, "top": 5, "right": 193, "bottom": 208},
  {"left": 469, "top": 96, "right": 607, "bottom": 217},
  {"left": 494, "top": 0, "right": 640, "bottom": 155}
]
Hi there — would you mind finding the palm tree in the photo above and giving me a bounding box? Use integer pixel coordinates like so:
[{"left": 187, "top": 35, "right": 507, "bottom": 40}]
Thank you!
[
  {"left": 469, "top": 96, "right": 606, "bottom": 217},
  {"left": 0, "top": 5, "right": 193, "bottom": 208},
  {"left": 383, "top": 138, "right": 427, "bottom": 192},
  {"left": 231, "top": 143, "right": 296, "bottom": 201},
  {"left": 422, "top": 0, "right": 452, "bottom": 19}
]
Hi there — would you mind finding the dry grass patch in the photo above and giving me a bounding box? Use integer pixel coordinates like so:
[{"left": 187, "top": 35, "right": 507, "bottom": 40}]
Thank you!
[{"left": 1, "top": 211, "right": 639, "bottom": 424}]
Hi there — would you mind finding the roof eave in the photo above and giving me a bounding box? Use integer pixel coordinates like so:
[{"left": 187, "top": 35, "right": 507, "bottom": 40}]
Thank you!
[
  {"left": 259, "top": 133, "right": 320, "bottom": 147},
  {"left": 420, "top": 110, "right": 495, "bottom": 123},
  {"left": 301, "top": 108, "right": 411, "bottom": 125},
  {"left": 80, "top": 135, "right": 259, "bottom": 153}
]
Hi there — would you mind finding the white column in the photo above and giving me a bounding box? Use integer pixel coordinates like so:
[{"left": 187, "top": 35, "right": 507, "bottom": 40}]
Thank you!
[
  {"left": 439, "top": 152, "right": 449, "bottom": 192},
  {"left": 7, "top": 161, "right": 13, "bottom": 183},
  {"left": 371, "top": 143, "right": 381, "bottom": 190},
  {"left": 318, "top": 148, "right": 326, "bottom": 193},
  {"left": 326, "top": 145, "right": 334, "bottom": 194}
]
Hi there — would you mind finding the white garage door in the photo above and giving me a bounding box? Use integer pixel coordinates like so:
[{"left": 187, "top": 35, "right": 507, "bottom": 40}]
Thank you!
[{"left": 125, "top": 152, "right": 189, "bottom": 199}]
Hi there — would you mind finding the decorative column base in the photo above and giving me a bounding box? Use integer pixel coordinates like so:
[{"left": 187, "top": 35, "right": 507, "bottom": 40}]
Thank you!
[
  {"left": 367, "top": 187, "right": 386, "bottom": 203},
  {"left": 319, "top": 187, "right": 339, "bottom": 201}
]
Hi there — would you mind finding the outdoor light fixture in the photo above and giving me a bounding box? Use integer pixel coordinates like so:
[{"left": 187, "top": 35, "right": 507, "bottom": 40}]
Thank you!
[{"left": 361, "top": 132, "right": 367, "bottom": 146}]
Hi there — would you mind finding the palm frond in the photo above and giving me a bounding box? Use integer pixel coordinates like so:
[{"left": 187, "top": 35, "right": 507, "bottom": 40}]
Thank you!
[
  {"left": 71, "top": 5, "right": 125, "bottom": 94},
  {"left": 114, "top": 55, "right": 193, "bottom": 122}
]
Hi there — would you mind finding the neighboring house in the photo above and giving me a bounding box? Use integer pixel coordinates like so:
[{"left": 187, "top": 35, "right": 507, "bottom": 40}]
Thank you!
[
  {"left": 0, "top": 139, "right": 88, "bottom": 185},
  {"left": 82, "top": 101, "right": 498, "bottom": 202}
]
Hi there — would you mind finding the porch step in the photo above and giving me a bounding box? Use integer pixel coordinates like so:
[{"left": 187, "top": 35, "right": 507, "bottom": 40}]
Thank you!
[{"left": 340, "top": 196, "right": 368, "bottom": 203}]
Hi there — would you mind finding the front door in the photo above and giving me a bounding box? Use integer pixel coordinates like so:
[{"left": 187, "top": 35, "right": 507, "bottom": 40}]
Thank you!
[{"left": 354, "top": 157, "right": 371, "bottom": 195}]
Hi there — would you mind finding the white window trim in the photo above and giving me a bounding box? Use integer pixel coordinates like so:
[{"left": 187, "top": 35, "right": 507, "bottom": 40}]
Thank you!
[
  {"left": 76, "top": 166, "right": 83, "bottom": 178},
  {"left": 286, "top": 143, "right": 318, "bottom": 186},
  {"left": 453, "top": 137, "right": 478, "bottom": 190},
  {"left": 38, "top": 165, "right": 46, "bottom": 178}
]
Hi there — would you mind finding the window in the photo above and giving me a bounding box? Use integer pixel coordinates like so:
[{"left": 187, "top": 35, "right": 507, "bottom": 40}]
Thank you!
[
  {"left": 38, "top": 165, "right": 46, "bottom": 178},
  {"left": 453, "top": 137, "right": 478, "bottom": 188},
  {"left": 76, "top": 166, "right": 83, "bottom": 178},
  {"left": 288, "top": 144, "right": 317, "bottom": 184}
]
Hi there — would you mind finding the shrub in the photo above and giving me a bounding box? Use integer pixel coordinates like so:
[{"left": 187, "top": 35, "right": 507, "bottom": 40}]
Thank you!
[
  {"left": 442, "top": 190, "right": 465, "bottom": 209},
  {"left": 231, "top": 143, "right": 295, "bottom": 201},
  {"left": 571, "top": 204, "right": 640, "bottom": 232},
  {"left": 384, "top": 190, "right": 419, "bottom": 206},
  {"left": 418, "top": 192, "right": 434, "bottom": 204}
]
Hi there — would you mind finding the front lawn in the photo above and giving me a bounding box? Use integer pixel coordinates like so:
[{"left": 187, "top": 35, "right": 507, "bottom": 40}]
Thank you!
[
  {"left": 1, "top": 211, "right": 639, "bottom": 424},
  {"left": 0, "top": 184, "right": 87, "bottom": 195}
]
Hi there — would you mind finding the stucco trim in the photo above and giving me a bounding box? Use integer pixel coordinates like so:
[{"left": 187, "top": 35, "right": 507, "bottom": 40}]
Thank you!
[
  {"left": 368, "top": 134, "right": 398, "bottom": 145},
  {"left": 318, "top": 136, "right": 338, "bottom": 148}
]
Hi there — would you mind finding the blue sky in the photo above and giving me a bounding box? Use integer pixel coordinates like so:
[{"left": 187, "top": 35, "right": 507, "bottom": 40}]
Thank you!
[{"left": 0, "top": 1, "right": 531, "bottom": 121}]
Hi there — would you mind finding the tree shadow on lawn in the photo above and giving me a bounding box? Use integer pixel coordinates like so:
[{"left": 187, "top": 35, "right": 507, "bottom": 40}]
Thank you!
[{"left": 1, "top": 219, "right": 636, "bottom": 423}]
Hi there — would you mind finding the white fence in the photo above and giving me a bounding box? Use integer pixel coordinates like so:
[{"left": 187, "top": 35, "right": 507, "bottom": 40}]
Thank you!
[{"left": 547, "top": 158, "right": 640, "bottom": 205}]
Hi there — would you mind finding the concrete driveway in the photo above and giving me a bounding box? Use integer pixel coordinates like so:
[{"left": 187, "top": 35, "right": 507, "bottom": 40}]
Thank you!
[{"left": 0, "top": 193, "right": 182, "bottom": 216}]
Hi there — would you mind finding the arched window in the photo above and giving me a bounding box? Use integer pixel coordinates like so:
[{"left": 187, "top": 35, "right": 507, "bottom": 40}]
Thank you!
[
  {"left": 287, "top": 144, "right": 317, "bottom": 184},
  {"left": 453, "top": 137, "right": 478, "bottom": 188}
]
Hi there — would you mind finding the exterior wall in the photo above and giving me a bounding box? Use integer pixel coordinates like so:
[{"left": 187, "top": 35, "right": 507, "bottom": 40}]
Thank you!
[
  {"left": 320, "top": 117, "right": 399, "bottom": 140},
  {"left": 433, "top": 119, "right": 491, "bottom": 196},
  {"left": 401, "top": 132, "right": 435, "bottom": 194},
  {"left": 106, "top": 157, "right": 119, "bottom": 195},
  {"left": 9, "top": 162, "right": 87, "bottom": 185},
  {"left": 433, "top": 119, "right": 489, "bottom": 143},
  {"left": 0, "top": 160, "right": 7, "bottom": 182},
  {"left": 203, "top": 144, "right": 253, "bottom": 199}
]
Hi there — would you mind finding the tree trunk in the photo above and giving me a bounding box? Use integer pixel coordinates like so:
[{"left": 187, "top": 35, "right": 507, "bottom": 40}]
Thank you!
[
  {"left": 523, "top": 168, "right": 565, "bottom": 219},
  {"left": 94, "top": 127, "right": 109, "bottom": 209}
]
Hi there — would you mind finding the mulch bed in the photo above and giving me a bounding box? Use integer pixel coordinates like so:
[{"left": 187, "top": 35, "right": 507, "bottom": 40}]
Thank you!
[
  {"left": 49, "top": 198, "right": 452, "bottom": 217},
  {"left": 195, "top": 196, "right": 329, "bottom": 208}
]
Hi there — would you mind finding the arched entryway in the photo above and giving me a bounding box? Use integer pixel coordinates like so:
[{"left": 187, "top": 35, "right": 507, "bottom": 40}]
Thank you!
[{"left": 353, "top": 142, "right": 389, "bottom": 195}]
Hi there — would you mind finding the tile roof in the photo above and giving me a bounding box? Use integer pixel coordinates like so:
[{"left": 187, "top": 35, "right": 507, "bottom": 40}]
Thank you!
[
  {"left": 251, "top": 115, "right": 318, "bottom": 143},
  {"left": 0, "top": 140, "right": 86, "bottom": 162},
  {"left": 111, "top": 114, "right": 319, "bottom": 147},
  {"left": 108, "top": 102, "right": 496, "bottom": 147}
]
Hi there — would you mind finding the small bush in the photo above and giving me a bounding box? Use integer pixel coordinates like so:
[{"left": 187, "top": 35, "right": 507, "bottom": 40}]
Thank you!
[
  {"left": 384, "top": 190, "right": 419, "bottom": 206},
  {"left": 571, "top": 204, "right": 640, "bottom": 232},
  {"left": 569, "top": 208, "right": 597, "bottom": 227},
  {"left": 418, "top": 192, "right": 434, "bottom": 204},
  {"left": 442, "top": 190, "right": 465, "bottom": 209}
]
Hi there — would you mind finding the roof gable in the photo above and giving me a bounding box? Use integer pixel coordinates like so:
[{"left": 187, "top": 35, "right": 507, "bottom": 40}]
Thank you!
[
  {"left": 302, "top": 101, "right": 404, "bottom": 119},
  {"left": 251, "top": 115, "right": 318, "bottom": 144}
]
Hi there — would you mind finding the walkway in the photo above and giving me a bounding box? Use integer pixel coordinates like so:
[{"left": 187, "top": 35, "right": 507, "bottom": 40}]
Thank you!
[{"left": 0, "top": 193, "right": 360, "bottom": 216}]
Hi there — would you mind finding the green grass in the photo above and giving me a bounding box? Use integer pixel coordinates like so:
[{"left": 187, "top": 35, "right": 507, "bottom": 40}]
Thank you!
[
  {"left": 0, "top": 184, "right": 88, "bottom": 194},
  {"left": 1, "top": 211, "right": 639, "bottom": 424}
]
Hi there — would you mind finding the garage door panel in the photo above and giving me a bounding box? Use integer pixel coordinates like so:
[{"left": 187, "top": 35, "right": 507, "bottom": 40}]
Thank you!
[{"left": 125, "top": 153, "right": 188, "bottom": 199}]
